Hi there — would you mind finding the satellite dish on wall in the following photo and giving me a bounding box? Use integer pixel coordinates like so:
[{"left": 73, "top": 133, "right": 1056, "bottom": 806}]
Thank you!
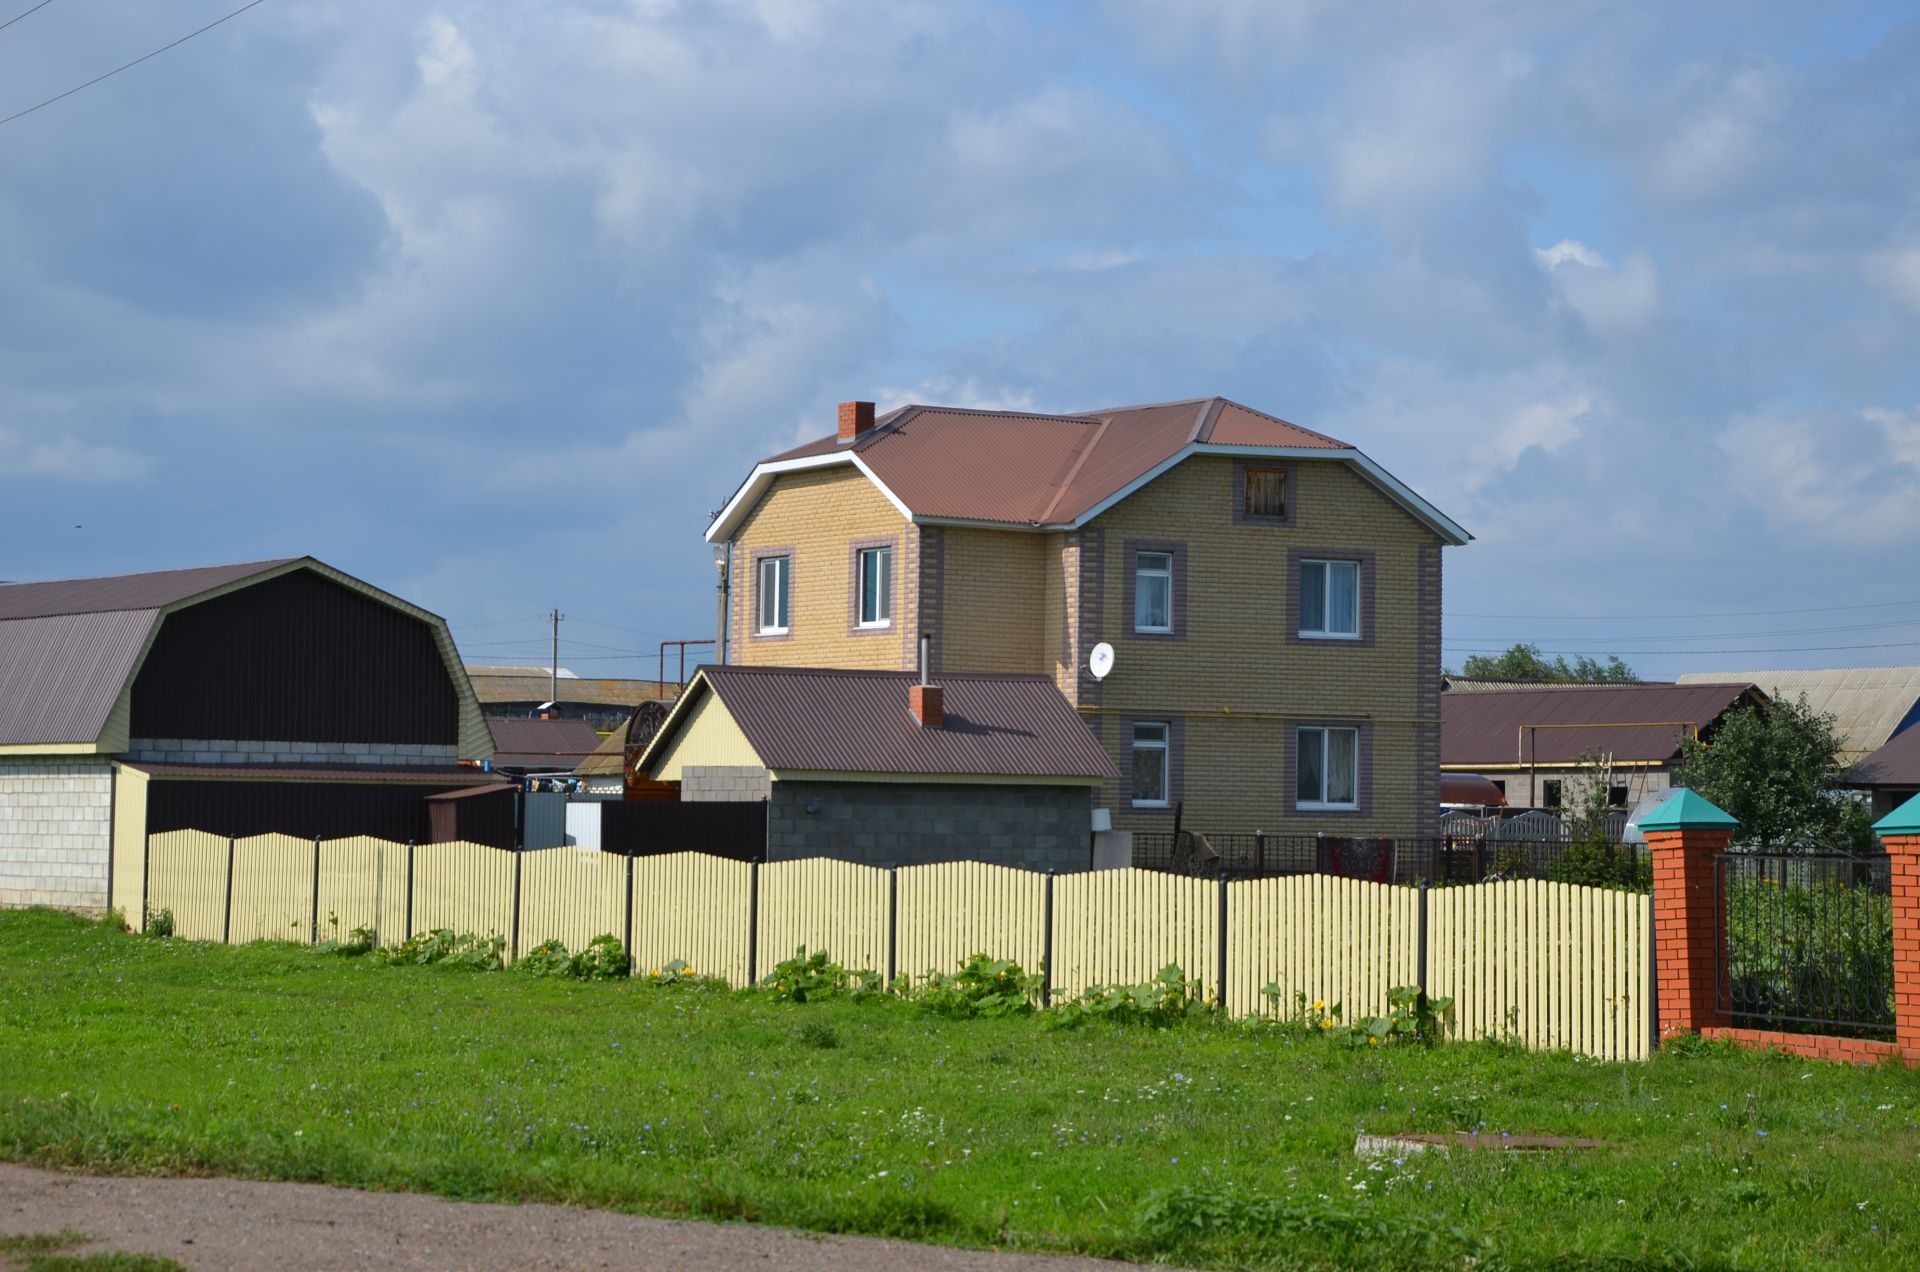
[{"left": 1088, "top": 642, "right": 1115, "bottom": 681}]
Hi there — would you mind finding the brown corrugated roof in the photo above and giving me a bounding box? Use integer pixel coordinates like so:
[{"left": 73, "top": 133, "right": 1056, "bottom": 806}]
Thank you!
[
  {"left": 464, "top": 668, "right": 677, "bottom": 708},
  {"left": 486, "top": 717, "right": 605, "bottom": 769},
  {"left": 755, "top": 397, "right": 1353, "bottom": 528},
  {"left": 1442, "top": 682, "right": 1764, "bottom": 768},
  {"left": 0, "top": 559, "right": 298, "bottom": 620},
  {"left": 649, "top": 665, "right": 1115, "bottom": 781},
  {"left": 1856, "top": 726, "right": 1920, "bottom": 789},
  {"left": 0, "top": 560, "right": 298, "bottom": 747}
]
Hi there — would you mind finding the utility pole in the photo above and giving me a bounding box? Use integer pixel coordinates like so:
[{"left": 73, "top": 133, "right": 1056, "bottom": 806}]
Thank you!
[{"left": 549, "top": 608, "right": 564, "bottom": 712}]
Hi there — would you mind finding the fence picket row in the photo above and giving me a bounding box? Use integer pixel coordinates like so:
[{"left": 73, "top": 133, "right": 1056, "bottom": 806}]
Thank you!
[{"left": 137, "top": 832, "right": 1653, "bottom": 1061}]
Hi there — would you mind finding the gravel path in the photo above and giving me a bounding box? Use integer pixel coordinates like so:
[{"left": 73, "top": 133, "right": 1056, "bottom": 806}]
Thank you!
[{"left": 0, "top": 1164, "right": 1155, "bottom": 1271}]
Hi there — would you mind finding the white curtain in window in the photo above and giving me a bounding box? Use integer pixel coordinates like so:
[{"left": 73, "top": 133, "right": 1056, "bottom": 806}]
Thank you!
[
  {"left": 1299, "top": 561, "right": 1325, "bottom": 632},
  {"left": 1327, "top": 728, "right": 1357, "bottom": 804},
  {"left": 1328, "top": 561, "right": 1358, "bottom": 635}
]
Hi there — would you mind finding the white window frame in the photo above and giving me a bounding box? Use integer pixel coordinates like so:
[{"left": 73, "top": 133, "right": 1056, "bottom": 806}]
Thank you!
[
  {"left": 1130, "top": 721, "right": 1171, "bottom": 808},
  {"left": 1134, "top": 551, "right": 1174, "bottom": 635},
  {"left": 1296, "top": 726, "right": 1359, "bottom": 810},
  {"left": 757, "top": 555, "right": 790, "bottom": 635},
  {"left": 1298, "top": 558, "right": 1361, "bottom": 640},
  {"left": 856, "top": 546, "right": 893, "bottom": 629}
]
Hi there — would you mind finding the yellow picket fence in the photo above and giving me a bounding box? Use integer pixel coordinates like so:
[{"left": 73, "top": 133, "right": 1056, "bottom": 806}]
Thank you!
[
  {"left": 1227, "top": 874, "right": 1420, "bottom": 1021},
  {"left": 1428, "top": 879, "right": 1650, "bottom": 1061},
  {"left": 895, "top": 860, "right": 1047, "bottom": 982},
  {"left": 133, "top": 830, "right": 1652, "bottom": 1061}
]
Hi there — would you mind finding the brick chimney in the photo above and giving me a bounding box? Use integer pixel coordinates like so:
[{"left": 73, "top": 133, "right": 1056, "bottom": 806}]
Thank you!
[
  {"left": 910, "top": 632, "right": 942, "bottom": 727},
  {"left": 838, "top": 400, "right": 875, "bottom": 442}
]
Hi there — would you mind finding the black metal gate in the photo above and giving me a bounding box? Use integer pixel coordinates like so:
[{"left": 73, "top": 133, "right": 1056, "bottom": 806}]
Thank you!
[{"left": 1714, "top": 852, "right": 1895, "bottom": 1035}]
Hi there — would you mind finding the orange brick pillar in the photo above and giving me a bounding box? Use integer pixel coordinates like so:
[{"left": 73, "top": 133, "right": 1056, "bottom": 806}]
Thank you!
[
  {"left": 1873, "top": 794, "right": 1920, "bottom": 1062},
  {"left": 1643, "top": 790, "right": 1738, "bottom": 1040}
]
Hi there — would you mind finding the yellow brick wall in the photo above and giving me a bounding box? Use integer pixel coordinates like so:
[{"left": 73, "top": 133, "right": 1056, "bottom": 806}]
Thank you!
[
  {"left": 728, "top": 466, "right": 912, "bottom": 670},
  {"left": 939, "top": 528, "right": 1052, "bottom": 674},
  {"left": 1080, "top": 456, "right": 1443, "bottom": 838}
]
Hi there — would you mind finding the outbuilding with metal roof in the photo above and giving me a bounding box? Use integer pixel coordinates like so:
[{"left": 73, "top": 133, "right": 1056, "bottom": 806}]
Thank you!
[
  {"left": 637, "top": 664, "right": 1116, "bottom": 870},
  {"left": 0, "top": 558, "right": 501, "bottom": 913}
]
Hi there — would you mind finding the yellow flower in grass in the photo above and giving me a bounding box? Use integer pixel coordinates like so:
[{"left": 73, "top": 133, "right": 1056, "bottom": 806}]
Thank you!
[
  {"left": 649, "top": 967, "right": 660, "bottom": 977},
  {"left": 1312, "top": 999, "right": 1327, "bottom": 1013},
  {"left": 1368, "top": 1036, "right": 1380, "bottom": 1046}
]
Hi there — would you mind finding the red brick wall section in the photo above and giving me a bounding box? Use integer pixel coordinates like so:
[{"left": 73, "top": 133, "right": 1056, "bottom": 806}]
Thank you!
[
  {"left": 1698, "top": 1027, "right": 1909, "bottom": 1067},
  {"left": 1647, "top": 825, "right": 1734, "bottom": 1037},
  {"left": 1885, "top": 833, "right": 1920, "bottom": 1057}
]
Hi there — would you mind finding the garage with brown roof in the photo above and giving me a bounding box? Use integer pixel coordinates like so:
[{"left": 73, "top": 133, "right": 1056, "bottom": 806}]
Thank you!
[{"left": 638, "top": 664, "right": 1116, "bottom": 869}]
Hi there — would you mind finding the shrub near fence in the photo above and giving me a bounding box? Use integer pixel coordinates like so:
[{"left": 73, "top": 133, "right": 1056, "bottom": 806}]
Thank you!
[{"left": 134, "top": 831, "right": 1655, "bottom": 1061}]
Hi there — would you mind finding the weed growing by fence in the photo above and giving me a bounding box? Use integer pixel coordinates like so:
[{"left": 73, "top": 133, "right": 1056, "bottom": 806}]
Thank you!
[
  {"left": 760, "top": 947, "right": 883, "bottom": 1003},
  {"left": 514, "top": 935, "right": 627, "bottom": 981},
  {"left": 1044, "top": 964, "right": 1213, "bottom": 1029},
  {"left": 1261, "top": 986, "right": 1453, "bottom": 1048},
  {"left": 4, "top": 909, "right": 1919, "bottom": 1271},
  {"left": 903, "top": 954, "right": 1042, "bottom": 1019},
  {"left": 141, "top": 908, "right": 172, "bottom": 939},
  {"left": 372, "top": 929, "right": 505, "bottom": 971}
]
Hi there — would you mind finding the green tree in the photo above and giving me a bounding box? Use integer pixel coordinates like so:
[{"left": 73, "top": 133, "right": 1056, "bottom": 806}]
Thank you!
[
  {"left": 1675, "top": 695, "right": 1874, "bottom": 852},
  {"left": 1454, "top": 642, "right": 1639, "bottom": 683}
]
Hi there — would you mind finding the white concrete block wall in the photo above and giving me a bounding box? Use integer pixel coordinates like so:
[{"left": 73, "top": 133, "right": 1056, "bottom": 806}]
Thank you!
[
  {"left": 0, "top": 757, "right": 116, "bottom": 912},
  {"left": 124, "top": 739, "right": 459, "bottom": 767}
]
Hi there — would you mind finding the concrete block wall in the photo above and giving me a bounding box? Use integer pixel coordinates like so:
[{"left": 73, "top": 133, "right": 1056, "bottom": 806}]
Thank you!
[
  {"left": 0, "top": 757, "right": 116, "bottom": 912},
  {"left": 684, "top": 765, "right": 773, "bottom": 802},
  {"left": 768, "top": 781, "right": 1092, "bottom": 870},
  {"left": 124, "top": 739, "right": 459, "bottom": 767}
]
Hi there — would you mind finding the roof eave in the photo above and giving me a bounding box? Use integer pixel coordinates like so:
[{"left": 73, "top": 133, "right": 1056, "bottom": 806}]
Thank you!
[{"left": 632, "top": 667, "right": 717, "bottom": 775}]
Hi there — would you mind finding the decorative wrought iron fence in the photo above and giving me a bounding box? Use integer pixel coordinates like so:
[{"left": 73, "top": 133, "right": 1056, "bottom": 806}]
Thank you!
[
  {"left": 1715, "top": 852, "right": 1895, "bottom": 1036},
  {"left": 1132, "top": 830, "right": 1650, "bottom": 890}
]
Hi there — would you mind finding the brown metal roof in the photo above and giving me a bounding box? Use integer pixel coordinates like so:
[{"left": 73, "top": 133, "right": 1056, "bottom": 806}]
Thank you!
[
  {"left": 0, "top": 610, "right": 154, "bottom": 745},
  {"left": 486, "top": 717, "right": 605, "bottom": 769},
  {"left": 0, "top": 559, "right": 298, "bottom": 620},
  {"left": 1442, "top": 682, "right": 1764, "bottom": 768},
  {"left": 656, "top": 665, "right": 1116, "bottom": 781},
  {"left": 758, "top": 397, "right": 1352, "bottom": 527},
  {"left": 1856, "top": 725, "right": 1920, "bottom": 789},
  {"left": 124, "top": 762, "right": 503, "bottom": 785},
  {"left": 464, "top": 668, "right": 677, "bottom": 708}
]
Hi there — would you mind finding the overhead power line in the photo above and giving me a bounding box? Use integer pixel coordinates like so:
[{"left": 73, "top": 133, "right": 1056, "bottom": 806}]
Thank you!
[
  {"left": 1442, "top": 639, "right": 1920, "bottom": 658},
  {"left": 0, "top": 0, "right": 59, "bottom": 36},
  {"left": 0, "top": 0, "right": 271, "bottom": 129},
  {"left": 1446, "top": 595, "right": 1920, "bottom": 622},
  {"left": 1448, "top": 616, "right": 1920, "bottom": 645}
]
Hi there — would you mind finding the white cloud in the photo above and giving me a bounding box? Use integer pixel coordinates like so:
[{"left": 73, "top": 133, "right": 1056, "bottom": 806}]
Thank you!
[
  {"left": 0, "top": 425, "right": 149, "bottom": 482},
  {"left": 1717, "top": 407, "right": 1920, "bottom": 544},
  {"left": 1535, "top": 240, "right": 1662, "bottom": 333}
]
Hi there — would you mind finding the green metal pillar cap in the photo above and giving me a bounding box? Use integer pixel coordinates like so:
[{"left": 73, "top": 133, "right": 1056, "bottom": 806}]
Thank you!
[
  {"left": 1637, "top": 788, "right": 1737, "bottom": 831},
  {"left": 1871, "top": 790, "right": 1920, "bottom": 836}
]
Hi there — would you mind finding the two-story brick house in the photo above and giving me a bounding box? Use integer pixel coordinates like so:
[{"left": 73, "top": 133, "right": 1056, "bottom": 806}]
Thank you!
[{"left": 705, "top": 398, "right": 1468, "bottom": 837}]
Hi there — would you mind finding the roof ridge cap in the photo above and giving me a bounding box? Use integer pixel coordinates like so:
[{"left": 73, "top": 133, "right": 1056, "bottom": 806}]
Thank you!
[
  {"left": 2, "top": 556, "right": 301, "bottom": 590},
  {"left": 1207, "top": 397, "right": 1354, "bottom": 448}
]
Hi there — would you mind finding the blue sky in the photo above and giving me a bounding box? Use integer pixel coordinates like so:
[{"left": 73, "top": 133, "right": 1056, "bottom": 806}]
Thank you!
[{"left": 2, "top": 0, "right": 1918, "bottom": 681}]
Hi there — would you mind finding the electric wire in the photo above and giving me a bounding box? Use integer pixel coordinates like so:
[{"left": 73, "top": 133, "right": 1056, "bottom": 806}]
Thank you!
[
  {"left": 0, "top": 0, "right": 271, "bottom": 129},
  {"left": 0, "top": 0, "right": 58, "bottom": 36}
]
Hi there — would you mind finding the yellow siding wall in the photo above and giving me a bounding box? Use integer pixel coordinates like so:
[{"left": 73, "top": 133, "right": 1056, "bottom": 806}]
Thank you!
[
  {"left": 109, "top": 762, "right": 148, "bottom": 918},
  {"left": 1084, "top": 456, "right": 1440, "bottom": 836},
  {"left": 729, "top": 466, "right": 911, "bottom": 670},
  {"left": 649, "top": 688, "right": 763, "bottom": 780},
  {"left": 940, "top": 528, "right": 1051, "bottom": 674}
]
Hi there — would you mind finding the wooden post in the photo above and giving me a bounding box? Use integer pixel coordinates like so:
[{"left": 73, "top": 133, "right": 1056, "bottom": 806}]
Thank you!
[
  {"left": 510, "top": 848, "right": 524, "bottom": 963},
  {"left": 1416, "top": 878, "right": 1429, "bottom": 995}
]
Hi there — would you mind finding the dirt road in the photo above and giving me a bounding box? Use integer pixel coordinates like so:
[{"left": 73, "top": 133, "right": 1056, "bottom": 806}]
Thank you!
[{"left": 1, "top": 1164, "right": 1151, "bottom": 1271}]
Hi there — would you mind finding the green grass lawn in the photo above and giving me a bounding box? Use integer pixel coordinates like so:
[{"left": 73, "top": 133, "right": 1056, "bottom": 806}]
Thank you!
[{"left": 3, "top": 909, "right": 1917, "bottom": 1270}]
